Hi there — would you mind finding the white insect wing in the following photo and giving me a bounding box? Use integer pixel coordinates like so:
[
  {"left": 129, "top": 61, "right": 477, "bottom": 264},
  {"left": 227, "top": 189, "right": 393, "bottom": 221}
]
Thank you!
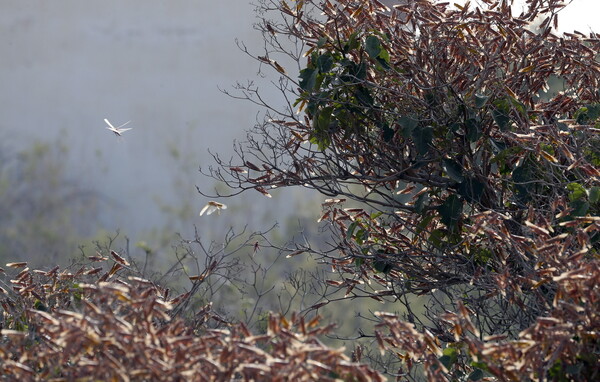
[
  {"left": 104, "top": 119, "right": 132, "bottom": 135},
  {"left": 200, "top": 202, "right": 227, "bottom": 216}
]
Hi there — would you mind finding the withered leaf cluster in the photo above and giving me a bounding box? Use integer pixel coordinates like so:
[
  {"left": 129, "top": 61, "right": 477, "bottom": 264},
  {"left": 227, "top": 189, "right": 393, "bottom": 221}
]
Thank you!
[{"left": 0, "top": 260, "right": 383, "bottom": 381}]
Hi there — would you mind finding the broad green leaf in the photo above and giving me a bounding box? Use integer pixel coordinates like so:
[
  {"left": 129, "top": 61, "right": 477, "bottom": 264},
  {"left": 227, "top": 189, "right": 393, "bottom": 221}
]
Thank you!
[
  {"left": 466, "top": 118, "right": 482, "bottom": 142},
  {"left": 458, "top": 177, "right": 485, "bottom": 204},
  {"left": 414, "top": 193, "right": 429, "bottom": 214},
  {"left": 314, "top": 106, "right": 333, "bottom": 133},
  {"left": 365, "top": 36, "right": 382, "bottom": 58},
  {"left": 371, "top": 211, "right": 383, "bottom": 219},
  {"left": 567, "top": 182, "right": 587, "bottom": 202},
  {"left": 470, "top": 361, "right": 489, "bottom": 371},
  {"left": 355, "top": 86, "right": 374, "bottom": 106},
  {"left": 355, "top": 229, "right": 368, "bottom": 245},
  {"left": 378, "top": 48, "right": 390, "bottom": 63},
  {"left": 570, "top": 199, "right": 589, "bottom": 217},
  {"left": 398, "top": 116, "right": 419, "bottom": 137},
  {"left": 317, "top": 54, "right": 334, "bottom": 73},
  {"left": 492, "top": 99, "right": 511, "bottom": 130},
  {"left": 429, "top": 229, "right": 445, "bottom": 249},
  {"left": 442, "top": 159, "right": 464, "bottom": 183},
  {"left": 376, "top": 56, "right": 391, "bottom": 70},
  {"left": 439, "top": 347, "right": 458, "bottom": 369},
  {"left": 299, "top": 68, "right": 318, "bottom": 91},
  {"left": 412, "top": 125, "right": 434, "bottom": 155},
  {"left": 381, "top": 124, "right": 395, "bottom": 142},
  {"left": 373, "top": 260, "right": 393, "bottom": 273},
  {"left": 347, "top": 221, "right": 358, "bottom": 240},
  {"left": 343, "top": 60, "right": 368, "bottom": 80},
  {"left": 588, "top": 186, "right": 600, "bottom": 204},
  {"left": 354, "top": 257, "right": 364, "bottom": 268},
  {"left": 512, "top": 157, "right": 536, "bottom": 203},
  {"left": 438, "top": 194, "right": 463, "bottom": 230},
  {"left": 509, "top": 96, "right": 527, "bottom": 116},
  {"left": 344, "top": 32, "right": 360, "bottom": 53},
  {"left": 309, "top": 134, "right": 330, "bottom": 151},
  {"left": 316, "top": 36, "right": 328, "bottom": 48},
  {"left": 489, "top": 138, "right": 507, "bottom": 153},
  {"left": 574, "top": 104, "right": 600, "bottom": 124},
  {"left": 468, "top": 369, "right": 484, "bottom": 381},
  {"left": 474, "top": 94, "right": 489, "bottom": 108}
]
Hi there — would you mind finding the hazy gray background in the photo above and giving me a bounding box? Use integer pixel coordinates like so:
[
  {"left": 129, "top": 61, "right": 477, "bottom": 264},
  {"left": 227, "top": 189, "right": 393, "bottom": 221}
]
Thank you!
[
  {"left": 0, "top": 0, "right": 597, "bottom": 261},
  {"left": 0, "top": 1, "right": 322, "bottom": 250}
]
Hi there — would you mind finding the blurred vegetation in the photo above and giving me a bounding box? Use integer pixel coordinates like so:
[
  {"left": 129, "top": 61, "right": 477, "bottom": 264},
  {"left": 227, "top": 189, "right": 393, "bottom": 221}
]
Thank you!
[{"left": 0, "top": 139, "right": 101, "bottom": 266}]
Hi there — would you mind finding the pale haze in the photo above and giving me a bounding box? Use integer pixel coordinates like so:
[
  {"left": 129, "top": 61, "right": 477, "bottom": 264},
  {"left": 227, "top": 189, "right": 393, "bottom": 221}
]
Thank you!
[{"left": 1, "top": 0, "right": 597, "bottom": 254}]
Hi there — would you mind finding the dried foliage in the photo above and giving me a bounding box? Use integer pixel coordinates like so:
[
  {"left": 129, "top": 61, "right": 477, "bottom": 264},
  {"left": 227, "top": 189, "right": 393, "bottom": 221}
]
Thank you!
[
  {"left": 203, "top": 0, "right": 600, "bottom": 379},
  {"left": 2, "top": 0, "right": 600, "bottom": 380},
  {"left": 0, "top": 259, "right": 383, "bottom": 381}
]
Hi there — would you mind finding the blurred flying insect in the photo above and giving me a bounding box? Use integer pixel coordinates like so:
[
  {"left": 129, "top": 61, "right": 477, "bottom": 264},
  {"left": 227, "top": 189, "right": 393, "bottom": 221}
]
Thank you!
[
  {"left": 104, "top": 118, "right": 132, "bottom": 136},
  {"left": 199, "top": 201, "right": 227, "bottom": 216}
]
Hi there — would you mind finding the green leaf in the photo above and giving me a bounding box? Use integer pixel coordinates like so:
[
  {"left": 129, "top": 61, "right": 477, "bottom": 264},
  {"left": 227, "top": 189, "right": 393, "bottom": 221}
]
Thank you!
[
  {"left": 588, "top": 186, "right": 600, "bottom": 204},
  {"left": 567, "top": 182, "right": 587, "bottom": 202},
  {"left": 511, "top": 157, "right": 536, "bottom": 204},
  {"left": 355, "top": 229, "right": 368, "bottom": 245},
  {"left": 492, "top": 99, "right": 511, "bottom": 130},
  {"left": 429, "top": 229, "right": 445, "bottom": 249},
  {"left": 570, "top": 199, "right": 589, "bottom": 217},
  {"left": 439, "top": 347, "right": 458, "bottom": 369},
  {"left": 347, "top": 61, "right": 367, "bottom": 80},
  {"left": 347, "top": 222, "right": 358, "bottom": 240},
  {"left": 343, "top": 32, "right": 360, "bottom": 53},
  {"left": 365, "top": 36, "right": 381, "bottom": 58},
  {"left": 314, "top": 106, "right": 333, "bottom": 132},
  {"left": 375, "top": 56, "right": 391, "bottom": 70},
  {"left": 371, "top": 211, "right": 383, "bottom": 219},
  {"left": 412, "top": 125, "right": 434, "bottom": 155},
  {"left": 355, "top": 86, "right": 374, "bottom": 106},
  {"left": 317, "top": 54, "right": 334, "bottom": 73},
  {"left": 466, "top": 118, "right": 482, "bottom": 142},
  {"left": 316, "top": 36, "right": 328, "bottom": 48},
  {"left": 470, "top": 361, "right": 489, "bottom": 371},
  {"left": 381, "top": 124, "right": 395, "bottom": 142},
  {"left": 574, "top": 104, "right": 600, "bottom": 124},
  {"left": 398, "top": 116, "right": 419, "bottom": 137},
  {"left": 373, "top": 260, "right": 393, "bottom": 274},
  {"left": 489, "top": 138, "right": 507, "bottom": 153},
  {"left": 458, "top": 177, "right": 485, "bottom": 204},
  {"left": 474, "top": 94, "right": 489, "bottom": 108},
  {"left": 34, "top": 300, "right": 48, "bottom": 312},
  {"left": 378, "top": 48, "right": 390, "bottom": 63},
  {"left": 443, "top": 159, "right": 464, "bottom": 183},
  {"left": 354, "top": 257, "right": 364, "bottom": 268},
  {"left": 299, "top": 68, "right": 318, "bottom": 91},
  {"left": 468, "top": 369, "right": 484, "bottom": 381},
  {"left": 414, "top": 193, "right": 429, "bottom": 214},
  {"left": 438, "top": 194, "right": 463, "bottom": 230}
]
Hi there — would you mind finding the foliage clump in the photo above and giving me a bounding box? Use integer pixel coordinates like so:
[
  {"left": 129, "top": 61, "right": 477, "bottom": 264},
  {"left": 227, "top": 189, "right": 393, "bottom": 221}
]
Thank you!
[
  {"left": 0, "top": 259, "right": 383, "bottom": 381},
  {"left": 204, "top": 0, "right": 600, "bottom": 379}
]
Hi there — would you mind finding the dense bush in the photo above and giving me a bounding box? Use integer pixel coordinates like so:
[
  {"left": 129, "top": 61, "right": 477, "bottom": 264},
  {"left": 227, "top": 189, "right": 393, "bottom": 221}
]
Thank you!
[
  {"left": 206, "top": 0, "right": 600, "bottom": 379},
  {"left": 0, "top": 257, "right": 382, "bottom": 381}
]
